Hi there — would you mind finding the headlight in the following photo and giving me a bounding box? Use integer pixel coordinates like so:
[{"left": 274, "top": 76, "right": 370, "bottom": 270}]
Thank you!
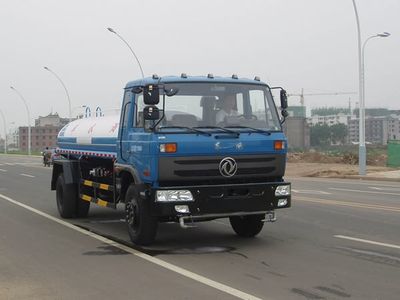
[
  {"left": 277, "top": 198, "right": 288, "bottom": 207},
  {"left": 156, "top": 190, "right": 194, "bottom": 202},
  {"left": 275, "top": 185, "right": 291, "bottom": 196}
]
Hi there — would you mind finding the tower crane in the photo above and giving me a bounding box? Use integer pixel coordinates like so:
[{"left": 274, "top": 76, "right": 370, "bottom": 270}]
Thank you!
[{"left": 288, "top": 88, "right": 356, "bottom": 106}]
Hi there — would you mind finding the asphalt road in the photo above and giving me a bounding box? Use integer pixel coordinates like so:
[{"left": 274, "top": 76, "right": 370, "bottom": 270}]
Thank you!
[{"left": 0, "top": 154, "right": 399, "bottom": 300}]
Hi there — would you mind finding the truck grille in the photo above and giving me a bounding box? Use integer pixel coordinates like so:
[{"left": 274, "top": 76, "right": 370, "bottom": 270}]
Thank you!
[{"left": 158, "top": 154, "right": 285, "bottom": 186}]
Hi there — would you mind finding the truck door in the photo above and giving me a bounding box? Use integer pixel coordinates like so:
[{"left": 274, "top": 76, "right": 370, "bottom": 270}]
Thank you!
[{"left": 118, "top": 89, "right": 133, "bottom": 163}]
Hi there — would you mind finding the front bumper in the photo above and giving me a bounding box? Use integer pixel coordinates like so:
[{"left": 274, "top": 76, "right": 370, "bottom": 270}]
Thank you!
[{"left": 143, "top": 182, "right": 291, "bottom": 219}]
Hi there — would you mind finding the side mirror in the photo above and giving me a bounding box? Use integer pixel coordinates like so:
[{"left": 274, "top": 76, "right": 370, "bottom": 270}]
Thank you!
[
  {"left": 143, "top": 106, "right": 160, "bottom": 120},
  {"left": 280, "top": 89, "right": 288, "bottom": 109},
  {"left": 143, "top": 84, "right": 160, "bottom": 105},
  {"left": 281, "top": 110, "right": 289, "bottom": 118}
]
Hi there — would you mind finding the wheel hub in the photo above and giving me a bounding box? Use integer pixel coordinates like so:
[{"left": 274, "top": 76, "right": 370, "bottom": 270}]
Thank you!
[{"left": 126, "top": 202, "right": 138, "bottom": 227}]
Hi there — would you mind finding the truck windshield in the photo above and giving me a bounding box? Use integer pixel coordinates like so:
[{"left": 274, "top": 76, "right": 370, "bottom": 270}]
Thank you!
[{"left": 137, "top": 83, "right": 281, "bottom": 132}]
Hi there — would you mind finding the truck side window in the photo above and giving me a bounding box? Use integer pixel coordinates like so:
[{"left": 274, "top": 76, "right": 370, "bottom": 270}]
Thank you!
[
  {"left": 135, "top": 94, "right": 144, "bottom": 127},
  {"left": 122, "top": 90, "right": 132, "bottom": 128}
]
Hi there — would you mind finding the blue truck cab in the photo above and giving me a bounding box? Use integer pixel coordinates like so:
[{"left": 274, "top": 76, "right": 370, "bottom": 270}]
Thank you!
[{"left": 51, "top": 74, "right": 291, "bottom": 245}]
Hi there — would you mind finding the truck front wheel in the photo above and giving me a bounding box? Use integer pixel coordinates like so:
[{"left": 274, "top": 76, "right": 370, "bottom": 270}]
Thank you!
[
  {"left": 229, "top": 214, "right": 264, "bottom": 237},
  {"left": 56, "top": 174, "right": 77, "bottom": 218},
  {"left": 125, "top": 184, "right": 158, "bottom": 245}
]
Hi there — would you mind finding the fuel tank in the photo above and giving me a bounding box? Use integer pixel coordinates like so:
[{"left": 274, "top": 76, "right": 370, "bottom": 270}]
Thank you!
[{"left": 57, "top": 115, "right": 120, "bottom": 159}]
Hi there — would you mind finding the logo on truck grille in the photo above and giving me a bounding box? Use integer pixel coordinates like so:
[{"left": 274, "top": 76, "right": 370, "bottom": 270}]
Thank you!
[{"left": 219, "top": 157, "right": 237, "bottom": 177}]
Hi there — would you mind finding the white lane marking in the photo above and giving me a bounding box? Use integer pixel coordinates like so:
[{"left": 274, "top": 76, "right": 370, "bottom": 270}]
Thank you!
[
  {"left": 292, "top": 189, "right": 331, "bottom": 195},
  {"left": 290, "top": 177, "right": 400, "bottom": 188},
  {"left": 329, "top": 187, "right": 399, "bottom": 196},
  {"left": 20, "top": 173, "right": 35, "bottom": 178},
  {"left": 4, "top": 163, "right": 15, "bottom": 166},
  {"left": 334, "top": 235, "right": 400, "bottom": 250},
  {"left": 370, "top": 186, "right": 400, "bottom": 192},
  {"left": 212, "top": 220, "right": 230, "bottom": 227},
  {"left": 0, "top": 169, "right": 7, "bottom": 172},
  {"left": 89, "top": 219, "right": 125, "bottom": 224},
  {"left": 0, "top": 193, "right": 264, "bottom": 300}
]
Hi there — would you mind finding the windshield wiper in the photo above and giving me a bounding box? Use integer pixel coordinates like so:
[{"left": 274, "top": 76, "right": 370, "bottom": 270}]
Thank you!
[
  {"left": 194, "top": 126, "right": 240, "bottom": 137},
  {"left": 158, "top": 126, "right": 211, "bottom": 136},
  {"left": 224, "top": 126, "right": 271, "bottom": 136}
]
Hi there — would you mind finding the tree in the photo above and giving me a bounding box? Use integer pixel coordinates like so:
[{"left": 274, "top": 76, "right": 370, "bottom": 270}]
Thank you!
[
  {"left": 311, "top": 107, "right": 350, "bottom": 116},
  {"left": 310, "top": 124, "right": 331, "bottom": 146},
  {"left": 330, "top": 124, "right": 347, "bottom": 144}
]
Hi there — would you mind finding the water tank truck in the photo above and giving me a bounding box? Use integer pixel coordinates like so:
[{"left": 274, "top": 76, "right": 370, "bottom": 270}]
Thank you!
[{"left": 51, "top": 74, "right": 291, "bottom": 245}]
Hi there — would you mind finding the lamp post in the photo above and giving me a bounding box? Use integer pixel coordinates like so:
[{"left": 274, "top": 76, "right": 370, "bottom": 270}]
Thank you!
[
  {"left": 361, "top": 32, "right": 390, "bottom": 119},
  {"left": 351, "top": 1, "right": 391, "bottom": 175},
  {"left": 0, "top": 110, "right": 7, "bottom": 154},
  {"left": 44, "top": 66, "right": 72, "bottom": 122},
  {"left": 107, "top": 27, "right": 145, "bottom": 80},
  {"left": 350, "top": 0, "right": 365, "bottom": 175},
  {"left": 10, "top": 86, "right": 31, "bottom": 155}
]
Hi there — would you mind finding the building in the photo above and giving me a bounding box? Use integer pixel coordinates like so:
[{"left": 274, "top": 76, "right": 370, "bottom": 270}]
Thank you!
[
  {"left": 388, "top": 116, "right": 400, "bottom": 140},
  {"left": 308, "top": 113, "right": 350, "bottom": 127},
  {"left": 348, "top": 117, "right": 389, "bottom": 145},
  {"left": 19, "top": 113, "right": 69, "bottom": 152},
  {"left": 6, "top": 129, "right": 19, "bottom": 151},
  {"left": 283, "top": 117, "right": 310, "bottom": 150},
  {"left": 287, "top": 106, "right": 306, "bottom": 118},
  {"left": 35, "top": 113, "right": 69, "bottom": 127}
]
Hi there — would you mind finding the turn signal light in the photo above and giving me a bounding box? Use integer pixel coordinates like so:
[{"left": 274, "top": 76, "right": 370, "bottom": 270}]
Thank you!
[
  {"left": 160, "top": 143, "right": 177, "bottom": 153},
  {"left": 274, "top": 140, "right": 285, "bottom": 151}
]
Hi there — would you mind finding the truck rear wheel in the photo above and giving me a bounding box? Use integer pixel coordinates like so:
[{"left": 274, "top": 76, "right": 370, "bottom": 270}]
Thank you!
[
  {"left": 56, "top": 174, "right": 78, "bottom": 218},
  {"left": 229, "top": 214, "right": 264, "bottom": 237},
  {"left": 125, "top": 184, "right": 158, "bottom": 245}
]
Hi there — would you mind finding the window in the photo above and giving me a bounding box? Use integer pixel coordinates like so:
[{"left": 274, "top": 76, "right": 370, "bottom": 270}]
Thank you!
[
  {"left": 135, "top": 83, "right": 280, "bottom": 132},
  {"left": 121, "top": 90, "right": 133, "bottom": 128}
]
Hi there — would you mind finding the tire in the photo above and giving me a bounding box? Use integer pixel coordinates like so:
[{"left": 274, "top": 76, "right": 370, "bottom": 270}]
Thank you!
[
  {"left": 125, "top": 184, "right": 158, "bottom": 245},
  {"left": 77, "top": 198, "right": 90, "bottom": 218},
  {"left": 229, "top": 214, "right": 264, "bottom": 237},
  {"left": 56, "top": 173, "right": 78, "bottom": 218}
]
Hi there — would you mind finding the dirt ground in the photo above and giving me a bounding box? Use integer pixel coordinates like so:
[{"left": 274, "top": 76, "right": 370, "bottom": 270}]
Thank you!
[
  {"left": 286, "top": 152, "right": 394, "bottom": 177},
  {"left": 286, "top": 162, "right": 392, "bottom": 177}
]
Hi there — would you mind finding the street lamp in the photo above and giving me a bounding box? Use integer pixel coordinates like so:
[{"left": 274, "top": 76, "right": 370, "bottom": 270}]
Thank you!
[
  {"left": 351, "top": 1, "right": 390, "bottom": 175},
  {"left": 107, "top": 27, "right": 145, "bottom": 80},
  {"left": 362, "top": 32, "right": 390, "bottom": 114},
  {"left": 43, "top": 66, "right": 72, "bottom": 122},
  {"left": 10, "top": 86, "right": 31, "bottom": 156},
  {"left": 0, "top": 110, "right": 7, "bottom": 154},
  {"left": 350, "top": 0, "right": 365, "bottom": 175}
]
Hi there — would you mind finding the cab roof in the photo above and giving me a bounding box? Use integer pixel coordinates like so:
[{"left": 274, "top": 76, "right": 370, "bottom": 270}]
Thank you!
[{"left": 125, "top": 75, "right": 269, "bottom": 89}]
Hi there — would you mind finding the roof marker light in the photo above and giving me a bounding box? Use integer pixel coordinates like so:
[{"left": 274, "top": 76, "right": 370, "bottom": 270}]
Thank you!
[
  {"left": 181, "top": 73, "right": 187, "bottom": 78},
  {"left": 207, "top": 73, "right": 214, "bottom": 79},
  {"left": 254, "top": 76, "right": 260, "bottom": 81},
  {"left": 232, "top": 74, "right": 238, "bottom": 79}
]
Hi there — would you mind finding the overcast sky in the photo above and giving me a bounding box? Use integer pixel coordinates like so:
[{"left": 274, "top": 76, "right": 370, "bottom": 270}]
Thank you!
[{"left": 0, "top": 0, "right": 399, "bottom": 133}]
